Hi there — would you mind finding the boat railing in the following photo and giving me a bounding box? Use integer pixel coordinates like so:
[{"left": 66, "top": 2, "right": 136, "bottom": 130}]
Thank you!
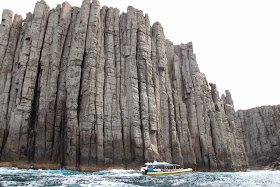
[{"left": 162, "top": 169, "right": 182, "bottom": 172}]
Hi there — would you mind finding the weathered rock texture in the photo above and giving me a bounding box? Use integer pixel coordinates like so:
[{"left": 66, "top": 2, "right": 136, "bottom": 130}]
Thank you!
[
  {"left": 0, "top": 0, "right": 278, "bottom": 172},
  {"left": 235, "top": 105, "right": 280, "bottom": 169}
]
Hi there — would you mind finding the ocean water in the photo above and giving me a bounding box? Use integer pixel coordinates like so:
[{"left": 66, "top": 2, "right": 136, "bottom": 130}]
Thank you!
[{"left": 0, "top": 167, "right": 279, "bottom": 187}]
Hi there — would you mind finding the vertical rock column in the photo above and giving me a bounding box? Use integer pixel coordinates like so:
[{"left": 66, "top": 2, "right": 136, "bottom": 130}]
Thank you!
[
  {"left": 0, "top": 9, "right": 13, "bottom": 70},
  {"left": 175, "top": 43, "right": 202, "bottom": 169},
  {"left": 144, "top": 14, "right": 159, "bottom": 160},
  {"left": 209, "top": 83, "right": 248, "bottom": 171},
  {"left": 1, "top": 12, "right": 33, "bottom": 161},
  {"left": 103, "top": 7, "right": 114, "bottom": 166},
  {"left": 174, "top": 43, "right": 218, "bottom": 170},
  {"left": 65, "top": 0, "right": 90, "bottom": 169},
  {"left": 120, "top": 6, "right": 143, "bottom": 164},
  {"left": 34, "top": 7, "right": 59, "bottom": 162},
  {"left": 0, "top": 14, "right": 22, "bottom": 156},
  {"left": 111, "top": 8, "right": 125, "bottom": 167},
  {"left": 35, "top": 2, "right": 71, "bottom": 163},
  {"left": 136, "top": 10, "right": 153, "bottom": 161},
  {"left": 152, "top": 22, "right": 170, "bottom": 162},
  {"left": 166, "top": 41, "right": 196, "bottom": 168},
  {"left": 2, "top": 0, "right": 49, "bottom": 161},
  {"left": 119, "top": 12, "right": 131, "bottom": 165},
  {"left": 102, "top": 7, "right": 124, "bottom": 167},
  {"left": 79, "top": 0, "right": 101, "bottom": 169},
  {"left": 222, "top": 90, "right": 248, "bottom": 170},
  {"left": 0, "top": 13, "right": 19, "bottom": 93},
  {"left": 94, "top": 5, "right": 107, "bottom": 167},
  {"left": 151, "top": 22, "right": 162, "bottom": 162},
  {"left": 53, "top": 7, "right": 80, "bottom": 165},
  {"left": 152, "top": 22, "right": 182, "bottom": 164},
  {"left": 209, "top": 83, "right": 232, "bottom": 170}
]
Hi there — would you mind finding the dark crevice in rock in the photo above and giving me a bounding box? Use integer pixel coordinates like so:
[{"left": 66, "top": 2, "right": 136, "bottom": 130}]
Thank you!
[{"left": 77, "top": 1, "right": 92, "bottom": 171}]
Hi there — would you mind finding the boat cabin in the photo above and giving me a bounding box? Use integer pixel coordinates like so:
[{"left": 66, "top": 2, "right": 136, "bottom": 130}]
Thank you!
[{"left": 142, "top": 161, "right": 181, "bottom": 173}]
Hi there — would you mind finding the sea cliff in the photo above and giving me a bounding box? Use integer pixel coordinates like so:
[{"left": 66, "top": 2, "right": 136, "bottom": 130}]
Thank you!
[{"left": 0, "top": 0, "right": 279, "bottom": 171}]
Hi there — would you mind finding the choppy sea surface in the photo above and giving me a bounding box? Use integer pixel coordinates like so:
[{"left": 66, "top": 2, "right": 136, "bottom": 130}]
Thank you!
[{"left": 0, "top": 167, "right": 279, "bottom": 186}]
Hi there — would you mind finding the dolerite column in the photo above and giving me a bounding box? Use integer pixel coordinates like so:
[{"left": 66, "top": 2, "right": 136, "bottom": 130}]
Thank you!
[
  {"left": 103, "top": 7, "right": 124, "bottom": 167},
  {"left": 94, "top": 6, "right": 107, "bottom": 167},
  {"left": 103, "top": 7, "right": 114, "bottom": 167},
  {"left": 0, "top": 9, "right": 13, "bottom": 71},
  {"left": 0, "top": 12, "right": 18, "bottom": 89},
  {"left": 2, "top": 0, "right": 49, "bottom": 161},
  {"left": 144, "top": 15, "right": 159, "bottom": 160},
  {"left": 104, "top": 8, "right": 118, "bottom": 166},
  {"left": 216, "top": 86, "right": 249, "bottom": 171},
  {"left": 1, "top": 12, "right": 33, "bottom": 161},
  {"left": 53, "top": 7, "right": 79, "bottom": 165},
  {"left": 111, "top": 8, "right": 125, "bottom": 167},
  {"left": 152, "top": 22, "right": 168, "bottom": 162},
  {"left": 119, "top": 12, "right": 132, "bottom": 165},
  {"left": 166, "top": 41, "right": 196, "bottom": 168},
  {"left": 176, "top": 43, "right": 202, "bottom": 168},
  {"left": 35, "top": 2, "right": 71, "bottom": 163},
  {"left": 184, "top": 43, "right": 218, "bottom": 171},
  {"left": 65, "top": 0, "right": 90, "bottom": 169},
  {"left": 136, "top": 9, "right": 154, "bottom": 162},
  {"left": 79, "top": 0, "right": 101, "bottom": 170},
  {"left": 209, "top": 83, "right": 236, "bottom": 171},
  {"left": 0, "top": 14, "right": 22, "bottom": 156},
  {"left": 35, "top": 6, "right": 59, "bottom": 162},
  {"left": 151, "top": 21, "right": 162, "bottom": 162},
  {"left": 122, "top": 6, "right": 143, "bottom": 164},
  {"left": 173, "top": 43, "right": 219, "bottom": 171},
  {"left": 222, "top": 90, "right": 248, "bottom": 170},
  {"left": 152, "top": 22, "right": 182, "bottom": 164}
]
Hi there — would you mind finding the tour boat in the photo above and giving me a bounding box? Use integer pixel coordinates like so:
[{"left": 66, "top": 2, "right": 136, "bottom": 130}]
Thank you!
[{"left": 140, "top": 161, "right": 193, "bottom": 176}]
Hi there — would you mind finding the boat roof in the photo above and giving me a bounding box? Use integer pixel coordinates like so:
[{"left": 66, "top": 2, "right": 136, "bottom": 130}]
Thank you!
[{"left": 144, "top": 161, "right": 180, "bottom": 166}]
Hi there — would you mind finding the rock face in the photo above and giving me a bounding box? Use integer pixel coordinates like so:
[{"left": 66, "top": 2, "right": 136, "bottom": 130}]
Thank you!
[
  {"left": 235, "top": 105, "right": 280, "bottom": 169},
  {"left": 0, "top": 0, "right": 277, "bottom": 172}
]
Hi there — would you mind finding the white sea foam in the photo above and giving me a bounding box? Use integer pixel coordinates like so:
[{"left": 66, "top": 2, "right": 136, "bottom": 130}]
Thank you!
[
  {"left": 0, "top": 168, "right": 279, "bottom": 186},
  {"left": 99, "top": 169, "right": 142, "bottom": 178}
]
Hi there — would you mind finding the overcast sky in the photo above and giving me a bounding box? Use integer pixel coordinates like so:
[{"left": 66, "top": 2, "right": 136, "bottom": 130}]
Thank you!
[{"left": 1, "top": 0, "right": 280, "bottom": 110}]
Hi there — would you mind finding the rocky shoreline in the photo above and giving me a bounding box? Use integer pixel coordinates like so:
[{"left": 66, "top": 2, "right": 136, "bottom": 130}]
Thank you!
[{"left": 1, "top": 161, "right": 279, "bottom": 172}]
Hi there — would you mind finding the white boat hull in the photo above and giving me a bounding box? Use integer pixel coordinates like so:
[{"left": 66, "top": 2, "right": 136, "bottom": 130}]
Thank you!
[{"left": 146, "top": 168, "right": 193, "bottom": 176}]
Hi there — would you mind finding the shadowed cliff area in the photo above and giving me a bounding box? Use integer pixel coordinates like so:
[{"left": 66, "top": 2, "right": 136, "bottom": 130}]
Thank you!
[{"left": 0, "top": 0, "right": 278, "bottom": 171}]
